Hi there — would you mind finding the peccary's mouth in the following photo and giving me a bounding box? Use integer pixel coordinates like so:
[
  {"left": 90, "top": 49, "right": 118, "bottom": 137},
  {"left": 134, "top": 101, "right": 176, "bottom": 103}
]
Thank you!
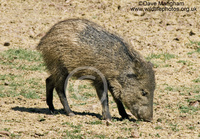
[
  {"left": 130, "top": 108, "right": 139, "bottom": 120},
  {"left": 130, "top": 106, "right": 153, "bottom": 122},
  {"left": 137, "top": 108, "right": 153, "bottom": 122},
  {"left": 136, "top": 114, "right": 152, "bottom": 122}
]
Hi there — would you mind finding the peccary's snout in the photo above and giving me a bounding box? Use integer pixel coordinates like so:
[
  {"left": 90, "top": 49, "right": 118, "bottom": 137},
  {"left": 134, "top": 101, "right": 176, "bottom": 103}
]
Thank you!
[{"left": 137, "top": 106, "right": 153, "bottom": 122}]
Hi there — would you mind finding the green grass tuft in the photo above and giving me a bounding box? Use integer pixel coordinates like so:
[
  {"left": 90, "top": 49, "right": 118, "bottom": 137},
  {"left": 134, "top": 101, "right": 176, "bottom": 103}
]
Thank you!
[
  {"left": 169, "top": 123, "right": 179, "bottom": 132},
  {"left": 192, "top": 76, "right": 200, "bottom": 83},
  {"left": 87, "top": 120, "right": 102, "bottom": 125},
  {"left": 187, "top": 41, "right": 200, "bottom": 55},
  {"left": 179, "top": 104, "right": 199, "bottom": 114},
  {"left": 146, "top": 53, "right": 176, "bottom": 62},
  {"left": 0, "top": 48, "right": 45, "bottom": 71},
  {"left": 1, "top": 48, "right": 43, "bottom": 62}
]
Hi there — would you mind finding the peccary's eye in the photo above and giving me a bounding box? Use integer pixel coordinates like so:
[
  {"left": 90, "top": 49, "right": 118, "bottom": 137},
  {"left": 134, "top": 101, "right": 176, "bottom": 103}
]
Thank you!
[{"left": 141, "top": 90, "right": 148, "bottom": 96}]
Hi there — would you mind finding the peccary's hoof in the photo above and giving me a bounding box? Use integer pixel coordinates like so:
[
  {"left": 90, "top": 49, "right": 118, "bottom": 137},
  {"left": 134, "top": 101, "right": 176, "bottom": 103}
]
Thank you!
[
  {"left": 122, "top": 114, "right": 130, "bottom": 120},
  {"left": 49, "top": 110, "right": 55, "bottom": 114},
  {"left": 102, "top": 116, "right": 112, "bottom": 121},
  {"left": 68, "top": 112, "right": 75, "bottom": 116}
]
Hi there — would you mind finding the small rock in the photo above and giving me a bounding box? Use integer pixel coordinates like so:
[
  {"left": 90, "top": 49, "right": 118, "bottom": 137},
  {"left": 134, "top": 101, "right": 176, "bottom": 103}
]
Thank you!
[
  {"left": 117, "top": 5, "right": 121, "bottom": 10},
  {"left": 49, "top": 3, "right": 55, "bottom": 7},
  {"left": 106, "top": 120, "right": 112, "bottom": 126},
  {"left": 189, "top": 100, "right": 199, "bottom": 107},
  {"left": 131, "top": 130, "right": 140, "bottom": 138},
  {"left": 134, "top": 11, "right": 145, "bottom": 16},
  {"left": 189, "top": 30, "right": 195, "bottom": 36},
  {"left": 3, "top": 42, "right": 10, "bottom": 46},
  {"left": 17, "top": 97, "right": 23, "bottom": 100},
  {"left": 4, "top": 81, "right": 10, "bottom": 86},
  {"left": 180, "top": 115, "right": 187, "bottom": 120},
  {"left": 36, "top": 33, "right": 45, "bottom": 38},
  {"left": 39, "top": 118, "right": 46, "bottom": 122},
  {"left": 166, "top": 26, "right": 174, "bottom": 31},
  {"left": 34, "top": 132, "right": 44, "bottom": 137},
  {"left": 173, "top": 38, "right": 179, "bottom": 41},
  {"left": 157, "top": 118, "right": 162, "bottom": 122},
  {"left": 41, "top": 97, "right": 46, "bottom": 101},
  {"left": 0, "top": 131, "right": 10, "bottom": 136}
]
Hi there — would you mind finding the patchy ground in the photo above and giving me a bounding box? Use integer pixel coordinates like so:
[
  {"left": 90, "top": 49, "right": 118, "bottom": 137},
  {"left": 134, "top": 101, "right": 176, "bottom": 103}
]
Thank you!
[{"left": 0, "top": 0, "right": 199, "bottom": 138}]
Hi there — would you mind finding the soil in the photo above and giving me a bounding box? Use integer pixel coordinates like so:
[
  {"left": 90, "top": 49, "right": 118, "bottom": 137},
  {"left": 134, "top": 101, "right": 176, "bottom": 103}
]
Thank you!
[{"left": 0, "top": 0, "right": 199, "bottom": 138}]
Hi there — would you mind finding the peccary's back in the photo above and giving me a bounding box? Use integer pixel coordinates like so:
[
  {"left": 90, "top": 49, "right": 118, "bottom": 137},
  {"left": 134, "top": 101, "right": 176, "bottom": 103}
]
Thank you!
[{"left": 37, "top": 19, "right": 145, "bottom": 80}]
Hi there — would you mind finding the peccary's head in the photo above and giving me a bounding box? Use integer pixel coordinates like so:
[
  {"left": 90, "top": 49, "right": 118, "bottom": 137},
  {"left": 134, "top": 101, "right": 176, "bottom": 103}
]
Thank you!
[{"left": 120, "top": 59, "right": 156, "bottom": 122}]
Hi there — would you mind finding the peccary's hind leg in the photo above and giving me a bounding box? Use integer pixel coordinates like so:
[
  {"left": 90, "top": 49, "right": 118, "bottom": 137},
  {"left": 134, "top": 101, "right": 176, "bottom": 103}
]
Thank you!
[
  {"left": 108, "top": 87, "right": 129, "bottom": 119},
  {"left": 55, "top": 78, "right": 75, "bottom": 116},
  {"left": 46, "top": 75, "right": 55, "bottom": 114},
  {"left": 94, "top": 83, "right": 112, "bottom": 120}
]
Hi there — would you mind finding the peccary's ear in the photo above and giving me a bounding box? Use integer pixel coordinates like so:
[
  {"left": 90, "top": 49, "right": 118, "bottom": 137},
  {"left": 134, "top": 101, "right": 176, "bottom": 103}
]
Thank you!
[
  {"left": 132, "top": 59, "right": 150, "bottom": 79},
  {"left": 134, "top": 58, "right": 144, "bottom": 72},
  {"left": 127, "top": 46, "right": 144, "bottom": 68},
  {"left": 125, "top": 67, "right": 138, "bottom": 78},
  {"left": 127, "top": 46, "right": 146, "bottom": 77}
]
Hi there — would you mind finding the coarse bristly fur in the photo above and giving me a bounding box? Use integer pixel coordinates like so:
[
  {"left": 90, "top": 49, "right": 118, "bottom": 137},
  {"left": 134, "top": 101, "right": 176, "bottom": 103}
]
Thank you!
[{"left": 37, "top": 18, "right": 156, "bottom": 121}]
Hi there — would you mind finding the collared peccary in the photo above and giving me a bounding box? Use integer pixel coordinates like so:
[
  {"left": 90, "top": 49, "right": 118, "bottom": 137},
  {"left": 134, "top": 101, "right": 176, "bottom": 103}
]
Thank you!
[{"left": 37, "top": 19, "right": 155, "bottom": 122}]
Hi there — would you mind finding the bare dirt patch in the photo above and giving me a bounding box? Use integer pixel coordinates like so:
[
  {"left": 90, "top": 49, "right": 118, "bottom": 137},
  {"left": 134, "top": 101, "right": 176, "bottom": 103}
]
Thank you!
[{"left": 0, "top": 0, "right": 199, "bottom": 138}]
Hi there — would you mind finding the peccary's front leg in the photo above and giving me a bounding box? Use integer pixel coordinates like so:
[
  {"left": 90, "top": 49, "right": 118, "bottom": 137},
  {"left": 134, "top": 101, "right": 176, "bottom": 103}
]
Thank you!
[
  {"left": 108, "top": 86, "right": 129, "bottom": 119},
  {"left": 94, "top": 83, "right": 112, "bottom": 120},
  {"left": 46, "top": 75, "right": 55, "bottom": 114},
  {"left": 55, "top": 78, "right": 75, "bottom": 116},
  {"left": 113, "top": 97, "right": 129, "bottom": 119}
]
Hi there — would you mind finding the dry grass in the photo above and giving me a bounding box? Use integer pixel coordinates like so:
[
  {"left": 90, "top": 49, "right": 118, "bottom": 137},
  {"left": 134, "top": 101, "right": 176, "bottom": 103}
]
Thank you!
[{"left": 0, "top": 0, "right": 199, "bottom": 138}]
